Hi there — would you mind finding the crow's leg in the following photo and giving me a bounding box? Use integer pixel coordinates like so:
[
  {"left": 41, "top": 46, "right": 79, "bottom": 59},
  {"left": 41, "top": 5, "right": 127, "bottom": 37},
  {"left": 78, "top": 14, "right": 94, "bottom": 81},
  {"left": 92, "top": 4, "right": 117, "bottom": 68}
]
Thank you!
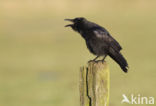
[
  {"left": 102, "top": 55, "right": 107, "bottom": 62},
  {"left": 88, "top": 56, "right": 100, "bottom": 63},
  {"left": 93, "top": 56, "right": 100, "bottom": 61}
]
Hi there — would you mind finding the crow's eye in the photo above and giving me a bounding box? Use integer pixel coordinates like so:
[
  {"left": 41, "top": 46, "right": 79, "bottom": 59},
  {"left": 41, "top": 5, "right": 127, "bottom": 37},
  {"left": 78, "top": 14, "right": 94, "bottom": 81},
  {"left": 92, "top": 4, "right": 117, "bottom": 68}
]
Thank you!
[
  {"left": 76, "top": 18, "right": 81, "bottom": 21},
  {"left": 74, "top": 17, "right": 85, "bottom": 22}
]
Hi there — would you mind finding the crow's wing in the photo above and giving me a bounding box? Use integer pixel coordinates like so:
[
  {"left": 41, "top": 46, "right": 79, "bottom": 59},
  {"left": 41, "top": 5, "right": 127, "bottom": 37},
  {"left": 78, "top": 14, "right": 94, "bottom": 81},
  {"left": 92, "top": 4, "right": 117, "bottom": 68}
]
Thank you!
[{"left": 93, "top": 27, "right": 122, "bottom": 51}]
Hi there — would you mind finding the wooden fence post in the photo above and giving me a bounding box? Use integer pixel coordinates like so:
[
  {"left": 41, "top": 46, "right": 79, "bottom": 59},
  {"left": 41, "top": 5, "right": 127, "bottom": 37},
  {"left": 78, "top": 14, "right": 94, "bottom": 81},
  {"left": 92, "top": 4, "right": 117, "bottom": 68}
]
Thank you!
[{"left": 80, "top": 61, "right": 110, "bottom": 106}]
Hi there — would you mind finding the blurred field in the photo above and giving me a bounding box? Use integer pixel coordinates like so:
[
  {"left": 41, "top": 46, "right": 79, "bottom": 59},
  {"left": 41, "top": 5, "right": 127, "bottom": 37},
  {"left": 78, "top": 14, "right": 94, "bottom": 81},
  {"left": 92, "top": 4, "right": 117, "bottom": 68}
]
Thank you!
[{"left": 0, "top": 0, "right": 156, "bottom": 106}]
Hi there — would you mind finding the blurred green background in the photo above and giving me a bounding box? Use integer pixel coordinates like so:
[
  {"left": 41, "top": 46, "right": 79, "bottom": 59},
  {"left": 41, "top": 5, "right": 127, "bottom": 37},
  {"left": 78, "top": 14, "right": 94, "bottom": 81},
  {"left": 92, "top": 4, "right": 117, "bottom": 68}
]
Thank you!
[{"left": 0, "top": 0, "right": 156, "bottom": 106}]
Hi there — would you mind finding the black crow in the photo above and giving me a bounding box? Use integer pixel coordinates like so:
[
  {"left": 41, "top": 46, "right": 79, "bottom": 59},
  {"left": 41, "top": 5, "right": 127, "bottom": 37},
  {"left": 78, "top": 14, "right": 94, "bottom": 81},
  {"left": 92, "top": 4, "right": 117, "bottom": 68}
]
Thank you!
[{"left": 65, "top": 17, "right": 128, "bottom": 73}]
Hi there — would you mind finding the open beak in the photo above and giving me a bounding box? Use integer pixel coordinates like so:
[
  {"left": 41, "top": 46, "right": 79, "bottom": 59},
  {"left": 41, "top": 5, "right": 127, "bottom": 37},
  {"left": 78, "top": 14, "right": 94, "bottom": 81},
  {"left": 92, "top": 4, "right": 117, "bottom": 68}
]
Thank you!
[{"left": 64, "top": 19, "right": 74, "bottom": 27}]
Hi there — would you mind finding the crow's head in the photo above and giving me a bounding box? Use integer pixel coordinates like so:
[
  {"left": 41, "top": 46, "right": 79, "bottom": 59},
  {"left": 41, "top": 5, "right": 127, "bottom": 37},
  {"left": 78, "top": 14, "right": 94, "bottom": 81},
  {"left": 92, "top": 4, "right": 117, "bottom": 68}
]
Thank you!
[{"left": 65, "top": 17, "right": 87, "bottom": 32}]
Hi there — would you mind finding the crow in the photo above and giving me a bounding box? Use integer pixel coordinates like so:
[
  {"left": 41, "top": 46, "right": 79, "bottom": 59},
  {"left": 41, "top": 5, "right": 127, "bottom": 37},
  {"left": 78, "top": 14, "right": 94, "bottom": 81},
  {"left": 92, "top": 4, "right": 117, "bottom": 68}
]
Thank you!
[{"left": 65, "top": 17, "right": 128, "bottom": 73}]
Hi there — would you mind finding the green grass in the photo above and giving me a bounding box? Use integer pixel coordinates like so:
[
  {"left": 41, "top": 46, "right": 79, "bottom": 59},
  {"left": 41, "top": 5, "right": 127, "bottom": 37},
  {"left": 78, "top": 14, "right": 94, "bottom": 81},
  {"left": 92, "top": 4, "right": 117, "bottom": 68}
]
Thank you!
[{"left": 0, "top": 1, "right": 156, "bottom": 106}]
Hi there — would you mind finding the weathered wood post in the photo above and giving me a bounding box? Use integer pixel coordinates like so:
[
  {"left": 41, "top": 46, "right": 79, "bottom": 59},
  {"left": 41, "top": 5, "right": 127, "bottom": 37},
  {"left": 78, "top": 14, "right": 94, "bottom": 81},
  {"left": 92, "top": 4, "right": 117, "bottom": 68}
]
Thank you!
[{"left": 80, "top": 61, "right": 110, "bottom": 106}]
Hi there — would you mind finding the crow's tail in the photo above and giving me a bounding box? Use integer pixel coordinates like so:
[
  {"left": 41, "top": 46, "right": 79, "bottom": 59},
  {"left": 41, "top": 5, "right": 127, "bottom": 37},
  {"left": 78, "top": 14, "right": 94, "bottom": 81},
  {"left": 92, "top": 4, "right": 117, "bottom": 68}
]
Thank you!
[{"left": 109, "top": 49, "right": 128, "bottom": 73}]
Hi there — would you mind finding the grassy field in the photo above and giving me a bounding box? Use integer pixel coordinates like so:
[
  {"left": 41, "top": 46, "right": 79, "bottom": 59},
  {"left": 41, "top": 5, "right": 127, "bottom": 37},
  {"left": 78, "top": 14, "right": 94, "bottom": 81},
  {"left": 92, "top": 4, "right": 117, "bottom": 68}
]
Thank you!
[{"left": 0, "top": 0, "right": 156, "bottom": 106}]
